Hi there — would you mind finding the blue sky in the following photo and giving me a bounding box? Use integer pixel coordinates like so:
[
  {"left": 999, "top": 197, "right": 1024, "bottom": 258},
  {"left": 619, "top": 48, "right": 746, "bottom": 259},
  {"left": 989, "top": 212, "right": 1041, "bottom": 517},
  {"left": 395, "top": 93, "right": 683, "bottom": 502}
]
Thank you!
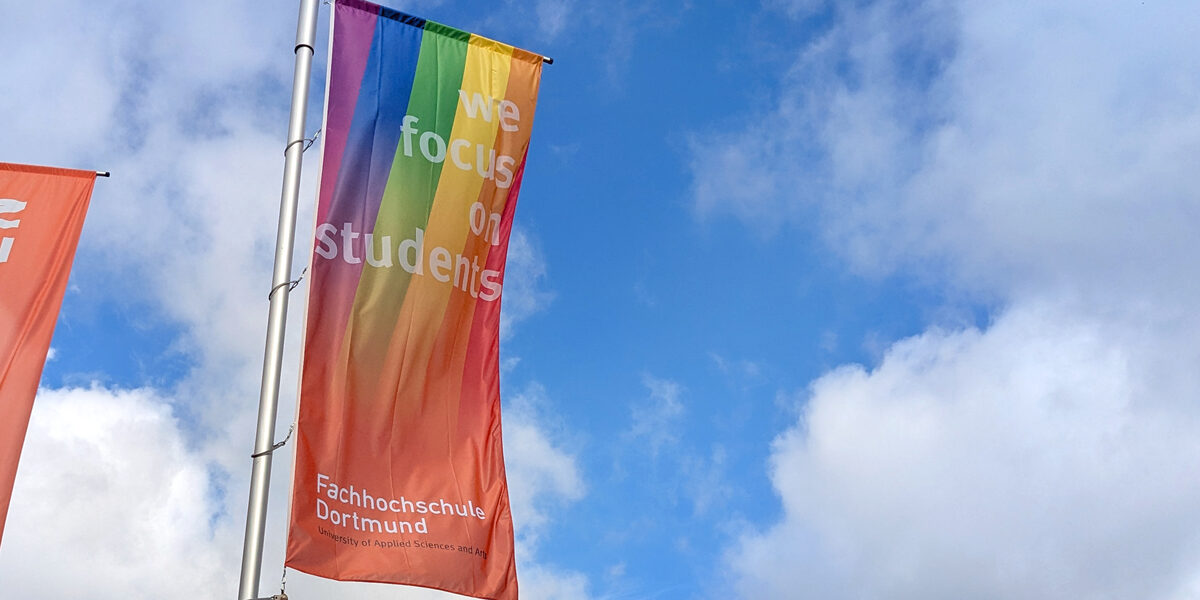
[{"left": 4, "top": 1, "right": 1200, "bottom": 599}]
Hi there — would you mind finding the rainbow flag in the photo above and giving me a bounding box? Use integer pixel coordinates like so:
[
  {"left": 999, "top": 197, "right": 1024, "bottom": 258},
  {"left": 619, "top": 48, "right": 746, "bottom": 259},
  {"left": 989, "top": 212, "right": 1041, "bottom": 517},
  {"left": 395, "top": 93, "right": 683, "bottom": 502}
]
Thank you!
[{"left": 286, "top": 2, "right": 542, "bottom": 598}]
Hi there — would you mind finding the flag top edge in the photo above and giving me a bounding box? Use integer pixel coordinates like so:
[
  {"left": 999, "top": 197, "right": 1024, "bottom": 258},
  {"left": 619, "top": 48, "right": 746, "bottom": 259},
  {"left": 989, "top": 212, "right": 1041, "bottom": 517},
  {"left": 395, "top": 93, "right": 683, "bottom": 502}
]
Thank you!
[
  {"left": 0, "top": 163, "right": 98, "bottom": 179},
  {"left": 336, "top": 0, "right": 547, "bottom": 65}
]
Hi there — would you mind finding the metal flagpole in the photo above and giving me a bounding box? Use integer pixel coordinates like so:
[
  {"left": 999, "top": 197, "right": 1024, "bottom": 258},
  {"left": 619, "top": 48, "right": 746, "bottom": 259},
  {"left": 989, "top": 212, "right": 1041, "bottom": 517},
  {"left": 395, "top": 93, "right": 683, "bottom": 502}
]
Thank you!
[{"left": 237, "top": 1, "right": 319, "bottom": 599}]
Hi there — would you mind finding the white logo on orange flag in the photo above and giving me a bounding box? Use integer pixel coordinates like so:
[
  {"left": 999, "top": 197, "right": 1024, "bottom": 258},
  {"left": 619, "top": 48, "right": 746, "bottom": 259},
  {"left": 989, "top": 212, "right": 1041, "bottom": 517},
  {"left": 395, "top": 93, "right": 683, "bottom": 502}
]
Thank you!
[{"left": 0, "top": 198, "right": 27, "bottom": 263}]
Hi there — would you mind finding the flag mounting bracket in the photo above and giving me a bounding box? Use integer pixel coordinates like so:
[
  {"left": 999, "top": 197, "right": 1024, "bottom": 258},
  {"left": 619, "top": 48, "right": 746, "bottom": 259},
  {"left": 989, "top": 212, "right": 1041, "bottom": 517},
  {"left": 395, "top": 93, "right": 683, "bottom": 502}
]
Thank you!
[
  {"left": 268, "top": 266, "right": 308, "bottom": 300},
  {"left": 250, "top": 423, "right": 294, "bottom": 458},
  {"left": 284, "top": 129, "right": 322, "bottom": 156}
]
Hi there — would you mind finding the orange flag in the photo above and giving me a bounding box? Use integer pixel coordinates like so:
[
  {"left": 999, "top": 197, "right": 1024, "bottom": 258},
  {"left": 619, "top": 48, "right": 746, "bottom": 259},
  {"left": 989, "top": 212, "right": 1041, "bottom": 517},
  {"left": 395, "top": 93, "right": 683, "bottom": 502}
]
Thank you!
[{"left": 0, "top": 162, "right": 95, "bottom": 545}]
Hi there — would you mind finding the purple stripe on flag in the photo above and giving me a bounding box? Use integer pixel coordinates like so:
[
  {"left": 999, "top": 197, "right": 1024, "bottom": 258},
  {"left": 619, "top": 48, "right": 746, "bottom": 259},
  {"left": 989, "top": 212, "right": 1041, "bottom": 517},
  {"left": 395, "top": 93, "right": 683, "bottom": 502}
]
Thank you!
[{"left": 317, "top": 3, "right": 377, "bottom": 225}]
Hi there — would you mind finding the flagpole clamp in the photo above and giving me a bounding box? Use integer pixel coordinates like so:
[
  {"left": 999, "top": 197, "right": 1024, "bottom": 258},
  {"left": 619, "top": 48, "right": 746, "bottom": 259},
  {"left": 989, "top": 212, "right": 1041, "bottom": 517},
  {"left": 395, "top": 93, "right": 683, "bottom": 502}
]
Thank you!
[
  {"left": 251, "top": 423, "right": 294, "bottom": 458},
  {"left": 268, "top": 266, "right": 308, "bottom": 300},
  {"left": 284, "top": 128, "right": 322, "bottom": 156}
]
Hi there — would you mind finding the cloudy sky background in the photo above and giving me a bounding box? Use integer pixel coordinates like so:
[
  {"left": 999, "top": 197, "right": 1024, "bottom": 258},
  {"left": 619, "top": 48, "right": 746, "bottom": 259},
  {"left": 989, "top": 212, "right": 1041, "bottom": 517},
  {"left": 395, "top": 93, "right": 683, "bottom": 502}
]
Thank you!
[{"left": 3, "top": 0, "right": 1200, "bottom": 598}]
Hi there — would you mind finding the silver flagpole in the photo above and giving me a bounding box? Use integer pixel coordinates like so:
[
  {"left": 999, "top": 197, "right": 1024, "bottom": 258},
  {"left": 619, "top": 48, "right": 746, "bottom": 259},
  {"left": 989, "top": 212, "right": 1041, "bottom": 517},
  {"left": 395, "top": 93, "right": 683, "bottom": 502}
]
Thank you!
[{"left": 237, "top": 0, "right": 319, "bottom": 598}]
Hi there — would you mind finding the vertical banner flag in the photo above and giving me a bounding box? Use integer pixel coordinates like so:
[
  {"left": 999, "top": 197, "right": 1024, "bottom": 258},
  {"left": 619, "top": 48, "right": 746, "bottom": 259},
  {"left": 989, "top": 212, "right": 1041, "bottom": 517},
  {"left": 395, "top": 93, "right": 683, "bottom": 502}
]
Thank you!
[
  {"left": 286, "top": 2, "right": 542, "bottom": 598},
  {"left": 0, "top": 163, "right": 95, "bottom": 546}
]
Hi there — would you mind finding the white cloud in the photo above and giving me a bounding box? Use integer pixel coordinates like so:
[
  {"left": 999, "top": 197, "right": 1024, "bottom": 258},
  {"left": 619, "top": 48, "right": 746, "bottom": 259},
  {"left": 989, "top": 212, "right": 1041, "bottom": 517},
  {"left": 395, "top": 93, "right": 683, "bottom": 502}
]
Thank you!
[
  {"left": 692, "top": 1, "right": 1200, "bottom": 304},
  {"left": 491, "top": 0, "right": 575, "bottom": 41},
  {"left": 710, "top": 353, "right": 762, "bottom": 383},
  {"left": 0, "top": 0, "right": 292, "bottom": 169},
  {"left": 504, "top": 384, "right": 587, "bottom": 543},
  {"left": 518, "top": 563, "right": 591, "bottom": 600},
  {"left": 627, "top": 375, "right": 685, "bottom": 456},
  {"left": 620, "top": 376, "right": 734, "bottom": 519},
  {"left": 500, "top": 228, "right": 555, "bottom": 341},
  {"left": 505, "top": 384, "right": 592, "bottom": 598},
  {"left": 679, "top": 445, "right": 732, "bottom": 518},
  {"left": 698, "top": 2, "right": 1200, "bottom": 598},
  {"left": 731, "top": 302, "right": 1200, "bottom": 599},
  {"left": 0, "top": 386, "right": 233, "bottom": 599},
  {"left": 767, "top": 0, "right": 828, "bottom": 19},
  {"left": 534, "top": 0, "right": 574, "bottom": 40}
]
